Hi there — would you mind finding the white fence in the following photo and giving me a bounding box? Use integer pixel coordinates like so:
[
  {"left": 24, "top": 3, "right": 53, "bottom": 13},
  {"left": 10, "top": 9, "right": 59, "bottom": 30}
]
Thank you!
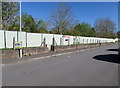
[{"left": 0, "top": 30, "right": 117, "bottom": 49}]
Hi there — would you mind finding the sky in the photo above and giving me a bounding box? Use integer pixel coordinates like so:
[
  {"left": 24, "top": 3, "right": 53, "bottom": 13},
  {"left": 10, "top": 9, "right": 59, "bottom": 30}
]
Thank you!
[{"left": 22, "top": 2, "right": 118, "bottom": 31}]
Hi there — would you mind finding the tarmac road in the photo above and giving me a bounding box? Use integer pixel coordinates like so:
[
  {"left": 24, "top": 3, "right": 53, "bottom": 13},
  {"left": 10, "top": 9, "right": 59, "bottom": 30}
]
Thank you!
[{"left": 2, "top": 44, "right": 119, "bottom": 86}]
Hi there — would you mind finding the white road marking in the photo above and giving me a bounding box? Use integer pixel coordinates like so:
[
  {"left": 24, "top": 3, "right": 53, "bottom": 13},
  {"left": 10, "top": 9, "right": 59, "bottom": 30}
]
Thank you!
[
  {"left": 40, "top": 57, "right": 45, "bottom": 59},
  {"left": 45, "top": 56, "right": 51, "bottom": 58},
  {"left": 62, "top": 53, "right": 67, "bottom": 55},
  {"left": 2, "top": 47, "right": 98, "bottom": 67},
  {"left": 56, "top": 54, "right": 63, "bottom": 56},
  {"left": 52, "top": 55, "right": 57, "bottom": 57},
  {"left": 67, "top": 56, "right": 71, "bottom": 58},
  {"left": 86, "top": 49, "right": 90, "bottom": 50},
  {"left": 79, "top": 50, "right": 85, "bottom": 51},
  {"left": 2, "top": 64, "right": 4, "bottom": 66},
  {"left": 66, "top": 52, "right": 72, "bottom": 54}
]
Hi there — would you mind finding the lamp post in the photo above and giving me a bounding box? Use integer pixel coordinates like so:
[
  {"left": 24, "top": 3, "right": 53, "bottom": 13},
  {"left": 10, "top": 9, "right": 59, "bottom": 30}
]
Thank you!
[{"left": 19, "top": 0, "right": 22, "bottom": 57}]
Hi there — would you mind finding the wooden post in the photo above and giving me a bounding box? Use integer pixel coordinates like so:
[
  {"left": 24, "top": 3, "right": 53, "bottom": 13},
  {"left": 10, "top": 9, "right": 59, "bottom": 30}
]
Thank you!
[
  {"left": 13, "top": 37, "right": 15, "bottom": 49},
  {"left": 60, "top": 38, "right": 62, "bottom": 45},
  {"left": 4, "top": 31, "right": 6, "bottom": 48},
  {"left": 87, "top": 39, "right": 88, "bottom": 44},
  {"left": 79, "top": 38, "right": 81, "bottom": 44},
  {"left": 68, "top": 37, "right": 70, "bottom": 46},
  {"left": 17, "top": 31, "right": 19, "bottom": 41},
  {"left": 44, "top": 38, "right": 46, "bottom": 47},
  {"left": 83, "top": 39, "right": 84, "bottom": 44},
  {"left": 51, "top": 37, "right": 55, "bottom": 51},
  {"left": 26, "top": 32, "right": 27, "bottom": 48}
]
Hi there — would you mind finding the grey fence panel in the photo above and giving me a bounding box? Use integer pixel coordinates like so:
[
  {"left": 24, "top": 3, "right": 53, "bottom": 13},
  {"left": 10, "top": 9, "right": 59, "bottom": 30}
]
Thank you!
[
  {"left": 69, "top": 36, "right": 74, "bottom": 45},
  {"left": 61, "top": 35, "right": 73, "bottom": 45},
  {"left": 0, "top": 30, "right": 5, "bottom": 49},
  {"left": 0, "top": 30, "right": 117, "bottom": 49},
  {"left": 54, "top": 34, "right": 63, "bottom": 45},
  {"left": 27, "top": 33, "right": 41, "bottom": 47},
  {"left": 87, "top": 38, "right": 91, "bottom": 44},
  {"left": 6, "top": 31, "right": 17, "bottom": 48},
  {"left": 18, "top": 31, "right": 26, "bottom": 47},
  {"left": 42, "top": 34, "right": 54, "bottom": 45},
  {"left": 78, "top": 37, "right": 82, "bottom": 44},
  {"left": 42, "top": 33, "right": 54, "bottom": 49}
]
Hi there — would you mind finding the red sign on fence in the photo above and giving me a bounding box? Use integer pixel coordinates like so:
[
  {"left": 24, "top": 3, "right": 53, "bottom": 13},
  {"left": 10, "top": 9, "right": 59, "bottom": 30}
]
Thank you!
[{"left": 63, "top": 36, "right": 70, "bottom": 38}]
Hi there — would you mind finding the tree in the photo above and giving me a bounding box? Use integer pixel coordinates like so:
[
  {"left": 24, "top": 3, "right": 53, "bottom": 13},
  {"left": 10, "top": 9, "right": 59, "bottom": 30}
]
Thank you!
[
  {"left": 89, "top": 27, "right": 96, "bottom": 37},
  {"left": 94, "top": 18, "right": 116, "bottom": 38},
  {"left": 117, "top": 31, "right": 120, "bottom": 38},
  {"left": 70, "top": 22, "right": 96, "bottom": 37},
  {"left": 50, "top": 3, "right": 75, "bottom": 34},
  {"left": 70, "top": 24, "right": 81, "bottom": 36},
  {"left": 22, "top": 13, "right": 36, "bottom": 32},
  {"left": 80, "top": 22, "right": 92, "bottom": 36},
  {"left": 22, "top": 13, "right": 48, "bottom": 33},
  {"left": 36, "top": 20, "right": 48, "bottom": 33},
  {"left": 2, "top": 2, "right": 19, "bottom": 30}
]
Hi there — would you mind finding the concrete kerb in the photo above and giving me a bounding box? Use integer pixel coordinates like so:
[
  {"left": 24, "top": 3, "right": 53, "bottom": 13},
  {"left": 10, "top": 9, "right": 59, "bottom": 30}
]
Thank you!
[{"left": 2, "top": 43, "right": 113, "bottom": 67}]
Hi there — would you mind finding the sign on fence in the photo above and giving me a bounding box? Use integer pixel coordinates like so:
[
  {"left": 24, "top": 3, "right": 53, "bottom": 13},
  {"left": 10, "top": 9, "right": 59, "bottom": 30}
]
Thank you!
[
  {"left": 64, "top": 36, "right": 70, "bottom": 41},
  {"left": 14, "top": 41, "right": 22, "bottom": 49}
]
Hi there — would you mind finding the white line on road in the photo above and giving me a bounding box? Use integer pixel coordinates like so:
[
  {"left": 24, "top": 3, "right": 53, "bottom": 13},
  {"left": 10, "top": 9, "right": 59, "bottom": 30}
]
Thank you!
[
  {"left": 67, "top": 56, "right": 71, "bottom": 58},
  {"left": 45, "top": 56, "right": 51, "bottom": 58},
  {"left": 79, "top": 50, "right": 85, "bottom": 51},
  {"left": 2, "top": 47, "right": 98, "bottom": 67},
  {"left": 56, "top": 54, "right": 63, "bottom": 56}
]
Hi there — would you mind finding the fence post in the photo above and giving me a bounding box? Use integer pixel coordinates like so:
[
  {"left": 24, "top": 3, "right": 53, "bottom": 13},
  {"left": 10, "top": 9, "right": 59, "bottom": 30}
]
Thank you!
[
  {"left": 60, "top": 38, "right": 62, "bottom": 45},
  {"left": 19, "top": 49, "right": 22, "bottom": 57},
  {"left": 13, "top": 37, "right": 15, "bottom": 49},
  {"left": 44, "top": 37, "right": 46, "bottom": 47},
  {"left": 79, "top": 38, "right": 81, "bottom": 44},
  {"left": 4, "top": 30, "right": 6, "bottom": 48},
  {"left": 26, "top": 32, "right": 27, "bottom": 48},
  {"left": 99, "top": 40, "right": 101, "bottom": 45},
  {"left": 83, "top": 39, "right": 84, "bottom": 44},
  {"left": 51, "top": 37, "right": 55, "bottom": 51},
  {"left": 41, "top": 34, "right": 43, "bottom": 46},
  {"left": 87, "top": 39, "right": 88, "bottom": 44},
  {"left": 17, "top": 31, "right": 19, "bottom": 41},
  {"left": 68, "top": 37, "right": 70, "bottom": 46}
]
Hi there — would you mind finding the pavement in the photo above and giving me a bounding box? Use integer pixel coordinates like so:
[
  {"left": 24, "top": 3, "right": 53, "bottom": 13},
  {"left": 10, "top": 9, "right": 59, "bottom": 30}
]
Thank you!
[
  {"left": 2, "top": 44, "right": 105, "bottom": 65},
  {"left": 2, "top": 43, "right": 119, "bottom": 86}
]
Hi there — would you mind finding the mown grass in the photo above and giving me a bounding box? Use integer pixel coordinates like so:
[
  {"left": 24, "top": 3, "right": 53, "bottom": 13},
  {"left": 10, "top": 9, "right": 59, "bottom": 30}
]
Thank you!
[{"left": 0, "top": 46, "right": 46, "bottom": 50}]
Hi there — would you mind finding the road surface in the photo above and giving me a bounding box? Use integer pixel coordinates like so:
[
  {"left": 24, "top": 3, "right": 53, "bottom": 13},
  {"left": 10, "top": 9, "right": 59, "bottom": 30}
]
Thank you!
[{"left": 2, "top": 44, "right": 119, "bottom": 86}]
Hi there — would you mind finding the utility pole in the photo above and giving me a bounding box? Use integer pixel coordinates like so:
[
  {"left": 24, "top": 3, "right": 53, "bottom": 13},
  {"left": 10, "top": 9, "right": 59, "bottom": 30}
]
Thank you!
[{"left": 19, "top": 0, "right": 22, "bottom": 57}]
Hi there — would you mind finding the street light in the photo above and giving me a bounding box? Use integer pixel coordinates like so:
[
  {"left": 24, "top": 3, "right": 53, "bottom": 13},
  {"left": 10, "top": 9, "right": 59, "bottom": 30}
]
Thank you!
[{"left": 19, "top": 0, "right": 22, "bottom": 57}]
